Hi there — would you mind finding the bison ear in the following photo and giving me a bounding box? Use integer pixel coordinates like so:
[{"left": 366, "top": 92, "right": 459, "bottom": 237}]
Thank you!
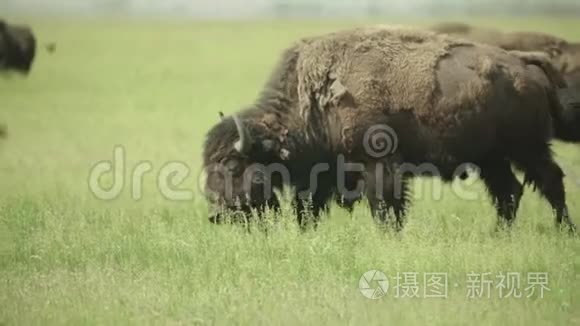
[{"left": 0, "top": 21, "right": 5, "bottom": 32}]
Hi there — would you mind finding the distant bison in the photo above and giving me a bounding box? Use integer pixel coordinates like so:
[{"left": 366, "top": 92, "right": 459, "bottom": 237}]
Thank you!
[
  {"left": 45, "top": 42, "right": 56, "bottom": 54},
  {"left": 430, "top": 22, "right": 580, "bottom": 91},
  {"left": 203, "top": 26, "right": 579, "bottom": 232},
  {"left": 0, "top": 19, "right": 36, "bottom": 73}
]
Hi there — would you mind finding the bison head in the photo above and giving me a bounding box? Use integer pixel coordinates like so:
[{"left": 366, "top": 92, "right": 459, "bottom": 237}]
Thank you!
[{"left": 202, "top": 113, "right": 290, "bottom": 223}]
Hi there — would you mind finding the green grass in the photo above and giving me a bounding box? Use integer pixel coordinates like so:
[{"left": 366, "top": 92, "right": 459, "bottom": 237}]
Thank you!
[{"left": 1, "top": 17, "right": 580, "bottom": 325}]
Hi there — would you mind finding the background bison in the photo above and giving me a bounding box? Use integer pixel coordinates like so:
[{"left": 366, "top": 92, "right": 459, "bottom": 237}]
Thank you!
[
  {"left": 0, "top": 19, "right": 36, "bottom": 74},
  {"left": 430, "top": 22, "right": 580, "bottom": 91},
  {"left": 203, "top": 26, "right": 580, "bottom": 232}
]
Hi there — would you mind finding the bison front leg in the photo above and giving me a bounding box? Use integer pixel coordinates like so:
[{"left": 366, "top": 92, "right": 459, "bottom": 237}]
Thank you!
[
  {"left": 364, "top": 162, "right": 410, "bottom": 231},
  {"left": 335, "top": 170, "right": 365, "bottom": 214},
  {"left": 479, "top": 159, "right": 524, "bottom": 228},
  {"left": 294, "top": 188, "right": 332, "bottom": 230}
]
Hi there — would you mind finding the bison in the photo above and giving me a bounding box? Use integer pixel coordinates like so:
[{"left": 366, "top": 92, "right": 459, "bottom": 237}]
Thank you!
[
  {"left": 430, "top": 22, "right": 580, "bottom": 92},
  {"left": 0, "top": 19, "right": 36, "bottom": 74},
  {"left": 202, "top": 26, "right": 580, "bottom": 232}
]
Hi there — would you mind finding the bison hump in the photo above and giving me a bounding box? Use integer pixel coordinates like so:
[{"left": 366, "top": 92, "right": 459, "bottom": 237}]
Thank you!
[{"left": 295, "top": 26, "right": 473, "bottom": 124}]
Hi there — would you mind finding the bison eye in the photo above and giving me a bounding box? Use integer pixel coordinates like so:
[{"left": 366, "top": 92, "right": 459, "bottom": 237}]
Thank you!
[{"left": 223, "top": 159, "right": 242, "bottom": 174}]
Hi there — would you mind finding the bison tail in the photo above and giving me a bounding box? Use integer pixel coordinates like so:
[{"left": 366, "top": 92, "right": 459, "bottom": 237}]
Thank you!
[{"left": 551, "top": 87, "right": 580, "bottom": 142}]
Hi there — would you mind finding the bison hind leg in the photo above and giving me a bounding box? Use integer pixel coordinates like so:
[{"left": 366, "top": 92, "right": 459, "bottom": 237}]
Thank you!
[
  {"left": 515, "top": 149, "right": 576, "bottom": 234},
  {"left": 335, "top": 170, "right": 365, "bottom": 214},
  {"left": 479, "top": 158, "right": 524, "bottom": 228}
]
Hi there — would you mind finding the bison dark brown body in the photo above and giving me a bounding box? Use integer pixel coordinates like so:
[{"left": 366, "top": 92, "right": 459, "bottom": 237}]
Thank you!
[
  {"left": 0, "top": 19, "right": 36, "bottom": 74},
  {"left": 203, "top": 26, "right": 580, "bottom": 232}
]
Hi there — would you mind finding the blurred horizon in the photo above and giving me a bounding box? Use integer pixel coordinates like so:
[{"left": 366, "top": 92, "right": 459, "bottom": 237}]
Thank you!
[{"left": 2, "top": 0, "right": 580, "bottom": 19}]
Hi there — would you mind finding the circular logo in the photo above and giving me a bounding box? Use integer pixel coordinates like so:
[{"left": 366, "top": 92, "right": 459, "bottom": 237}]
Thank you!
[
  {"left": 363, "top": 125, "right": 398, "bottom": 158},
  {"left": 359, "top": 270, "right": 389, "bottom": 299}
]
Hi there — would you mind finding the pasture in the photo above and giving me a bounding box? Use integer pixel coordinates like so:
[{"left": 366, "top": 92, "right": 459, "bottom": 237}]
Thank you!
[{"left": 1, "top": 17, "right": 580, "bottom": 325}]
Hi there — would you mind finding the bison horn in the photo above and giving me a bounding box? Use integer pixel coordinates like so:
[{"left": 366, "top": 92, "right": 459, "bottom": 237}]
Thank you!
[
  {"left": 218, "top": 111, "right": 225, "bottom": 120},
  {"left": 233, "top": 115, "right": 252, "bottom": 154}
]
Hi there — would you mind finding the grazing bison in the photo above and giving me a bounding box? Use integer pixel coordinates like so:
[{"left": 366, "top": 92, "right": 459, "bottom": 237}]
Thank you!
[
  {"left": 430, "top": 22, "right": 580, "bottom": 91},
  {"left": 203, "top": 26, "right": 580, "bottom": 232},
  {"left": 0, "top": 19, "right": 36, "bottom": 73}
]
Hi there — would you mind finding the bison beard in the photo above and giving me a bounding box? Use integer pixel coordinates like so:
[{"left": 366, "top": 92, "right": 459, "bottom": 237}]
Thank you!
[{"left": 203, "top": 26, "right": 580, "bottom": 232}]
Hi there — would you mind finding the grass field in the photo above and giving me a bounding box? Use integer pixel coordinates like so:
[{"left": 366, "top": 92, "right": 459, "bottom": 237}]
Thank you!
[{"left": 1, "top": 17, "right": 580, "bottom": 325}]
